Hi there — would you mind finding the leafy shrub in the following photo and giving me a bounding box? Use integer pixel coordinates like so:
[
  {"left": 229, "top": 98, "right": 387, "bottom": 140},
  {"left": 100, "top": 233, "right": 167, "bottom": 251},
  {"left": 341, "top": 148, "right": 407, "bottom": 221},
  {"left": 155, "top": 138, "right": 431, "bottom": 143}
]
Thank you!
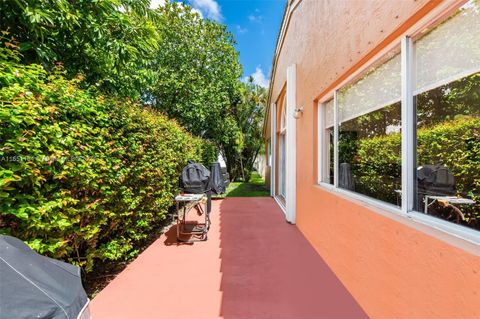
[
  {"left": 200, "top": 140, "right": 218, "bottom": 167},
  {"left": 353, "top": 116, "right": 480, "bottom": 228},
  {"left": 353, "top": 131, "right": 401, "bottom": 204},
  {"left": 0, "top": 48, "right": 204, "bottom": 270}
]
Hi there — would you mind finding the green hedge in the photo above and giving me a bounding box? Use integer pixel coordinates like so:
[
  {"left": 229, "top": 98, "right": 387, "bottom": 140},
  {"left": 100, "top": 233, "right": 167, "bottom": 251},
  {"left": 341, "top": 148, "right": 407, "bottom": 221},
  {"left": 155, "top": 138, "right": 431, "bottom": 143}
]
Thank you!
[
  {"left": 0, "top": 49, "right": 206, "bottom": 270},
  {"left": 200, "top": 140, "right": 218, "bottom": 168},
  {"left": 353, "top": 116, "right": 480, "bottom": 227}
]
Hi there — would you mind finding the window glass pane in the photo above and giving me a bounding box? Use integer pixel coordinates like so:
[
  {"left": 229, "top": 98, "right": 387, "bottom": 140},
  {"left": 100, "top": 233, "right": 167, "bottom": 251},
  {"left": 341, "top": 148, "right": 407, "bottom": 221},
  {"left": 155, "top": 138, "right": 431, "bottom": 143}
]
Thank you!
[
  {"left": 326, "top": 127, "right": 334, "bottom": 185},
  {"left": 337, "top": 51, "right": 402, "bottom": 206},
  {"left": 338, "top": 51, "right": 401, "bottom": 123},
  {"left": 279, "top": 133, "right": 286, "bottom": 198},
  {"left": 414, "top": 2, "right": 480, "bottom": 230},
  {"left": 321, "top": 100, "right": 334, "bottom": 184},
  {"left": 268, "top": 139, "right": 272, "bottom": 166},
  {"left": 325, "top": 99, "right": 334, "bottom": 129},
  {"left": 414, "top": 1, "right": 480, "bottom": 95},
  {"left": 338, "top": 103, "right": 402, "bottom": 205}
]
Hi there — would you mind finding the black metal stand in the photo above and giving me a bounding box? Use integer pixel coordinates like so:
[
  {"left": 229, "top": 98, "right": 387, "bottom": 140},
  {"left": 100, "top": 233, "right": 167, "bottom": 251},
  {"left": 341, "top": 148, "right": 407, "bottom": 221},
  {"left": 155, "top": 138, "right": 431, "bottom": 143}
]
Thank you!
[{"left": 174, "top": 193, "right": 211, "bottom": 243}]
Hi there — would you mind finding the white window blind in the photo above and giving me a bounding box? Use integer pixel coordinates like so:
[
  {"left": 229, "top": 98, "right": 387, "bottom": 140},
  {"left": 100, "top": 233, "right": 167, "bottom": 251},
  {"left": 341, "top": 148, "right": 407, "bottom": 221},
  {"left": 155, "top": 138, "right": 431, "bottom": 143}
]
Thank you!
[
  {"left": 325, "top": 99, "right": 334, "bottom": 128},
  {"left": 338, "top": 52, "right": 401, "bottom": 124},
  {"left": 280, "top": 98, "right": 286, "bottom": 131},
  {"left": 414, "top": 1, "right": 480, "bottom": 95}
]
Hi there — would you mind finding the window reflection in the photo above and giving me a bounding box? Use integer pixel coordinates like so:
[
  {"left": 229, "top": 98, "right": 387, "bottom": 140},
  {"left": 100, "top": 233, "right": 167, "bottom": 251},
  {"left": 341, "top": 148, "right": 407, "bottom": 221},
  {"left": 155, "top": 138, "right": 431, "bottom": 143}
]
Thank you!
[
  {"left": 414, "top": 72, "right": 480, "bottom": 229},
  {"left": 413, "top": 0, "right": 480, "bottom": 229},
  {"left": 338, "top": 102, "right": 402, "bottom": 206},
  {"left": 322, "top": 99, "right": 334, "bottom": 185},
  {"left": 336, "top": 50, "right": 401, "bottom": 206}
]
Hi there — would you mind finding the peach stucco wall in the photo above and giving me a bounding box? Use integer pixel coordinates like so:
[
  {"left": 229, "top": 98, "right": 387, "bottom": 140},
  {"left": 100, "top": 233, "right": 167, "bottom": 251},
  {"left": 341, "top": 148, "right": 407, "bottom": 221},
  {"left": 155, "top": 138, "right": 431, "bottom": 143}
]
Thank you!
[{"left": 269, "top": 0, "right": 480, "bottom": 318}]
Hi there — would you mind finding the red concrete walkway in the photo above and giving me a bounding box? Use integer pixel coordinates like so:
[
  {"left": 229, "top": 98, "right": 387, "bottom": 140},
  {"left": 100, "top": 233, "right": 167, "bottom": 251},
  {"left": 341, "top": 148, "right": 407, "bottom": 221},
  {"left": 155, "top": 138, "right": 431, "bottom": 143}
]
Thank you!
[{"left": 91, "top": 197, "right": 368, "bottom": 319}]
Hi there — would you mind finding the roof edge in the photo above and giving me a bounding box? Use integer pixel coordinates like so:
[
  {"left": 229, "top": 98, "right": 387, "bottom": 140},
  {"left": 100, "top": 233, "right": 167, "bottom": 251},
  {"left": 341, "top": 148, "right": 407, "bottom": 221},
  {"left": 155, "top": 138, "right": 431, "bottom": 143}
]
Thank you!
[{"left": 263, "top": 0, "right": 303, "bottom": 138}]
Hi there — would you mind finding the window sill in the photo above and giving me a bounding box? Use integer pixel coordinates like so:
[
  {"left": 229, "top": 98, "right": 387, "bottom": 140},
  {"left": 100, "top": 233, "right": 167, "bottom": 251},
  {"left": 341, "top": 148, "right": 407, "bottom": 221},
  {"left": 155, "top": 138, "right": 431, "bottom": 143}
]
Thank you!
[
  {"left": 317, "top": 182, "right": 404, "bottom": 216},
  {"left": 408, "top": 211, "right": 480, "bottom": 246},
  {"left": 315, "top": 183, "right": 480, "bottom": 252}
]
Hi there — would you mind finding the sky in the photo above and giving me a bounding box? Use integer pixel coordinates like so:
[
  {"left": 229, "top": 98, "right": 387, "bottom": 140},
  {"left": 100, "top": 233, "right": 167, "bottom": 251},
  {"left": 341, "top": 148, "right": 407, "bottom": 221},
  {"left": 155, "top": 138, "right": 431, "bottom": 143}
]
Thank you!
[{"left": 150, "top": 0, "right": 285, "bottom": 88}]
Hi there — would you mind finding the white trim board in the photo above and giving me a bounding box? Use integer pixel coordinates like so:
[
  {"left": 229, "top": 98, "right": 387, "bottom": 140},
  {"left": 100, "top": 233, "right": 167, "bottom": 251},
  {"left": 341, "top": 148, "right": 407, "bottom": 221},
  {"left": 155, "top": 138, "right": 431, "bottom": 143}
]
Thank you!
[
  {"left": 285, "top": 64, "right": 297, "bottom": 224},
  {"left": 270, "top": 103, "right": 277, "bottom": 197}
]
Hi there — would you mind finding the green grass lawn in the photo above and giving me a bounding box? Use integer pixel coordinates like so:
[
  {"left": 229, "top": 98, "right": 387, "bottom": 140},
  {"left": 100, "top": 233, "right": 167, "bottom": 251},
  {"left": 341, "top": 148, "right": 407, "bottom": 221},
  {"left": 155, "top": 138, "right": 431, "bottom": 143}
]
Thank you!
[{"left": 224, "top": 172, "right": 270, "bottom": 197}]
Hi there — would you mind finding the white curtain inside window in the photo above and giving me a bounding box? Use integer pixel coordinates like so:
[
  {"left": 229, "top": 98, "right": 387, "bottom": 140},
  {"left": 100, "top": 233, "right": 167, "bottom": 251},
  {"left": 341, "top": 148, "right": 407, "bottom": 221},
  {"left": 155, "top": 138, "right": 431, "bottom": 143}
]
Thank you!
[
  {"left": 325, "top": 99, "right": 334, "bottom": 128},
  {"left": 280, "top": 99, "right": 286, "bottom": 131},
  {"left": 338, "top": 52, "right": 401, "bottom": 124},
  {"left": 414, "top": 1, "right": 480, "bottom": 95}
]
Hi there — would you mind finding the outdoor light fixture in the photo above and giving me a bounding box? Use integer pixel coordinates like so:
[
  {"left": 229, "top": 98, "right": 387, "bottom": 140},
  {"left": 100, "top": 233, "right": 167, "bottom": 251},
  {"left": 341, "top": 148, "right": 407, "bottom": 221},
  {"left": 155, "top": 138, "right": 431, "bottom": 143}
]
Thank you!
[{"left": 293, "top": 106, "right": 304, "bottom": 119}]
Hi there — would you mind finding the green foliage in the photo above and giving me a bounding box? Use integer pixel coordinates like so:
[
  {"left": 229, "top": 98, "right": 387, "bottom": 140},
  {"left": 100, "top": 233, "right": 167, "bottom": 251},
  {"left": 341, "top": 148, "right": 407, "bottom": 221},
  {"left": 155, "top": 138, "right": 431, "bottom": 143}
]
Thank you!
[
  {"left": 0, "top": 48, "right": 204, "bottom": 270},
  {"left": 353, "top": 116, "right": 480, "bottom": 228},
  {"left": 417, "top": 73, "right": 480, "bottom": 127},
  {"left": 417, "top": 117, "right": 480, "bottom": 204},
  {"left": 339, "top": 131, "right": 359, "bottom": 164},
  {"left": 351, "top": 130, "right": 401, "bottom": 204},
  {"left": 0, "top": 0, "right": 159, "bottom": 98},
  {"left": 223, "top": 78, "right": 267, "bottom": 181},
  {"left": 1, "top": 1, "right": 247, "bottom": 172},
  {"left": 200, "top": 141, "right": 218, "bottom": 167},
  {"left": 0, "top": 0, "right": 254, "bottom": 274},
  {"left": 150, "top": 2, "right": 243, "bottom": 152},
  {"left": 0, "top": 1, "right": 258, "bottom": 178},
  {"left": 224, "top": 173, "right": 269, "bottom": 197}
]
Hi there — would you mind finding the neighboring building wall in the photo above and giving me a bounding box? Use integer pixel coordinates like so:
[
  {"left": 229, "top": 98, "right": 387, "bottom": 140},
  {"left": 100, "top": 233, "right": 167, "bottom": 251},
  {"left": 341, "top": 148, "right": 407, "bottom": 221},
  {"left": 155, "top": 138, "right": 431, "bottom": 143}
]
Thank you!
[
  {"left": 264, "top": 141, "right": 271, "bottom": 190},
  {"left": 253, "top": 153, "right": 267, "bottom": 180},
  {"left": 264, "top": 166, "right": 271, "bottom": 190},
  {"left": 268, "top": 0, "right": 480, "bottom": 318}
]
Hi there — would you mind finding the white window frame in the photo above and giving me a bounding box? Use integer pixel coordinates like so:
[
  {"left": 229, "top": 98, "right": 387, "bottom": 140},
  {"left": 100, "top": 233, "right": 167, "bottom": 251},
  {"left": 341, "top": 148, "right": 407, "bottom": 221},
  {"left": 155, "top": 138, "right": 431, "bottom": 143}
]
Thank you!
[
  {"left": 316, "top": 0, "right": 480, "bottom": 245},
  {"left": 317, "top": 99, "right": 334, "bottom": 184},
  {"left": 270, "top": 103, "right": 276, "bottom": 197},
  {"left": 285, "top": 64, "right": 297, "bottom": 224},
  {"left": 278, "top": 131, "right": 286, "bottom": 199}
]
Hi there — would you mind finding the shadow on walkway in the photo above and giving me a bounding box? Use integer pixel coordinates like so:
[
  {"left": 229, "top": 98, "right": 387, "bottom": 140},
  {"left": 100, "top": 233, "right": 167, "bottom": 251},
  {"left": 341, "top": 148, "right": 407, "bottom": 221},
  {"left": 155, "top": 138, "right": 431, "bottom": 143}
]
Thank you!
[
  {"left": 91, "top": 197, "right": 367, "bottom": 319},
  {"left": 162, "top": 224, "right": 194, "bottom": 246}
]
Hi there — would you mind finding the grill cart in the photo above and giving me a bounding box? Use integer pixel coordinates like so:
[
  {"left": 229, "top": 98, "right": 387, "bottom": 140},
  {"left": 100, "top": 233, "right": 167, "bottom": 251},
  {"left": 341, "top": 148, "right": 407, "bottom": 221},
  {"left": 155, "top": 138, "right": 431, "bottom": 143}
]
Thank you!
[
  {"left": 174, "top": 193, "right": 211, "bottom": 242},
  {"left": 175, "top": 161, "right": 225, "bottom": 243},
  {"left": 417, "top": 164, "right": 475, "bottom": 223}
]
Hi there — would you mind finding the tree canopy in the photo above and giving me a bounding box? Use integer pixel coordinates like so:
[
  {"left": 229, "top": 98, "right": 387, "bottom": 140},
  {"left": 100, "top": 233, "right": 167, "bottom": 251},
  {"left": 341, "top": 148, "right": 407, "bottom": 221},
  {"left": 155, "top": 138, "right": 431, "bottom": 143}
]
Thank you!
[
  {"left": 149, "top": 2, "right": 243, "bottom": 147},
  {"left": 1, "top": 0, "right": 266, "bottom": 180},
  {"left": 0, "top": 0, "right": 158, "bottom": 98},
  {"left": 223, "top": 77, "right": 267, "bottom": 181}
]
